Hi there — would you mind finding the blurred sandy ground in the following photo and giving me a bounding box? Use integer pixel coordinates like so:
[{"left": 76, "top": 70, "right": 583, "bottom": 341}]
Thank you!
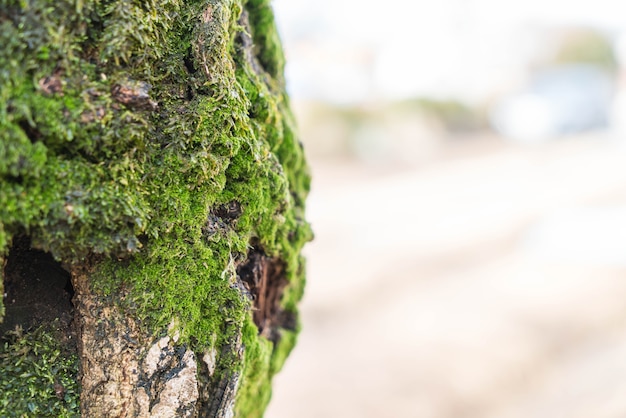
[
  {"left": 266, "top": 133, "right": 626, "bottom": 418},
  {"left": 264, "top": 1, "right": 626, "bottom": 416}
]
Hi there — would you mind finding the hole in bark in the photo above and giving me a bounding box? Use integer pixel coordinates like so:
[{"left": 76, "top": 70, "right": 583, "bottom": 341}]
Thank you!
[
  {"left": 185, "top": 85, "right": 194, "bottom": 101},
  {"left": 236, "top": 244, "right": 294, "bottom": 342},
  {"left": 17, "top": 119, "right": 42, "bottom": 144},
  {"left": 1, "top": 236, "right": 74, "bottom": 336},
  {"left": 183, "top": 46, "right": 197, "bottom": 75}
]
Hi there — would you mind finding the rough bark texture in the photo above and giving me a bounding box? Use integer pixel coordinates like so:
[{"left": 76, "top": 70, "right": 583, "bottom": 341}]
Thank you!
[
  {"left": 73, "top": 266, "right": 202, "bottom": 417},
  {"left": 0, "top": 0, "right": 311, "bottom": 417}
]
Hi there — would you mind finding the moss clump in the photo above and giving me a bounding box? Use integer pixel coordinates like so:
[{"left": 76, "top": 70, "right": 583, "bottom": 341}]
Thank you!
[
  {"left": 236, "top": 316, "right": 300, "bottom": 418},
  {"left": 0, "top": 325, "right": 79, "bottom": 417},
  {"left": 1, "top": 0, "right": 310, "bottom": 414},
  {"left": 236, "top": 317, "right": 274, "bottom": 418}
]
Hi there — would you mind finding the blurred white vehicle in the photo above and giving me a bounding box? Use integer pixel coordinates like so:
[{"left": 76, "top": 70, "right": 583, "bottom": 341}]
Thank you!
[{"left": 491, "top": 65, "right": 614, "bottom": 142}]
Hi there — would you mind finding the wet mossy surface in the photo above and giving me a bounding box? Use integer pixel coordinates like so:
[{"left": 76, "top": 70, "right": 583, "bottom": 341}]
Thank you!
[{"left": 0, "top": 0, "right": 310, "bottom": 414}]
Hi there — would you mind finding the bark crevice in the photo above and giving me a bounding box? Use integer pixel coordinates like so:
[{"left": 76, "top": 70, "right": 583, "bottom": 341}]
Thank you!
[
  {"left": 0, "top": 235, "right": 74, "bottom": 337},
  {"left": 236, "top": 244, "right": 294, "bottom": 342}
]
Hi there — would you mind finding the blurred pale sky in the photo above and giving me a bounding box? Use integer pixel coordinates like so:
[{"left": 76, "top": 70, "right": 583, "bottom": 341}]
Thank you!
[{"left": 273, "top": 0, "right": 626, "bottom": 104}]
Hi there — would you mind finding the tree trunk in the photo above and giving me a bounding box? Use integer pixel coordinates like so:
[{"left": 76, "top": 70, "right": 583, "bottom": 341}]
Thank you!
[{"left": 0, "top": 1, "right": 311, "bottom": 417}]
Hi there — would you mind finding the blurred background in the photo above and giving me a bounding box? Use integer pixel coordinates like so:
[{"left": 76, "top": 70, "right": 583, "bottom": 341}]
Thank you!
[{"left": 265, "top": 1, "right": 626, "bottom": 417}]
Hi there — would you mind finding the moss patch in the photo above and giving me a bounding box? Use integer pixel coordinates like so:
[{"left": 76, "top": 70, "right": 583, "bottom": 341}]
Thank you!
[
  {"left": 236, "top": 317, "right": 274, "bottom": 418},
  {"left": 1, "top": 0, "right": 310, "bottom": 414},
  {"left": 0, "top": 256, "right": 4, "bottom": 323},
  {"left": 0, "top": 324, "right": 79, "bottom": 417}
]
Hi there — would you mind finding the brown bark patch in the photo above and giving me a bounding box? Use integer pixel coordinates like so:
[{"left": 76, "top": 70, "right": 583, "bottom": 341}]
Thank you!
[
  {"left": 236, "top": 246, "right": 293, "bottom": 341},
  {"left": 80, "top": 106, "right": 106, "bottom": 123},
  {"left": 111, "top": 80, "right": 157, "bottom": 110},
  {"left": 38, "top": 71, "right": 64, "bottom": 96}
]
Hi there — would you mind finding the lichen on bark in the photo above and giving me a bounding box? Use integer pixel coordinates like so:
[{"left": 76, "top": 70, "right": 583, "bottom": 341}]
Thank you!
[{"left": 0, "top": 0, "right": 311, "bottom": 416}]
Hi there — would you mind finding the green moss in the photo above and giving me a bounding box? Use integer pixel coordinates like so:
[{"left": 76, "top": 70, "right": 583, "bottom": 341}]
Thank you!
[
  {"left": 235, "top": 317, "right": 274, "bottom": 418},
  {"left": 1, "top": 0, "right": 310, "bottom": 415},
  {"left": 0, "top": 324, "right": 80, "bottom": 417},
  {"left": 0, "top": 258, "right": 3, "bottom": 323},
  {"left": 244, "top": 0, "right": 286, "bottom": 83}
]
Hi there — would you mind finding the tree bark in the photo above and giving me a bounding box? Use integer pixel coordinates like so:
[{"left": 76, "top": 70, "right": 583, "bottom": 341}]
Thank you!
[{"left": 0, "top": 1, "right": 311, "bottom": 417}]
